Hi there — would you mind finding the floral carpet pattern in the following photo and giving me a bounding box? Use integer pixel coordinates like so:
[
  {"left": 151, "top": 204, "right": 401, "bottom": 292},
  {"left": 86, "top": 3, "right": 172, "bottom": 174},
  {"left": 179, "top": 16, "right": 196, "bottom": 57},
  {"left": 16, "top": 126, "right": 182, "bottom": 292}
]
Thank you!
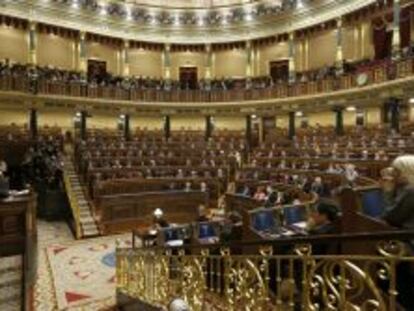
[
  {"left": 47, "top": 235, "right": 131, "bottom": 310},
  {"left": 34, "top": 221, "right": 132, "bottom": 311}
]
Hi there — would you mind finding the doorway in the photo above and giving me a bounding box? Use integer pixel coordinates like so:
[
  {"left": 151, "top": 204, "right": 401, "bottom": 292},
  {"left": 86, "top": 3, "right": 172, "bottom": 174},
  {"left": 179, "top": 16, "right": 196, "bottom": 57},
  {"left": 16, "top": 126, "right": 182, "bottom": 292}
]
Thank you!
[
  {"left": 88, "top": 59, "right": 107, "bottom": 83},
  {"left": 269, "top": 60, "right": 289, "bottom": 83},
  {"left": 179, "top": 67, "right": 198, "bottom": 90}
]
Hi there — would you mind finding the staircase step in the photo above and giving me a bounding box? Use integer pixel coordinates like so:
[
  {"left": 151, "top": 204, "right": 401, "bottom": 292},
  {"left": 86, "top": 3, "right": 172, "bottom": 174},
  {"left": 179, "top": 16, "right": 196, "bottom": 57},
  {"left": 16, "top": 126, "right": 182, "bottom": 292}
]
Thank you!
[
  {"left": 0, "top": 296, "right": 21, "bottom": 311},
  {"left": 0, "top": 256, "right": 22, "bottom": 271},
  {"left": 82, "top": 229, "right": 99, "bottom": 237},
  {"left": 0, "top": 284, "right": 21, "bottom": 304},
  {"left": 0, "top": 270, "right": 21, "bottom": 286},
  {"left": 64, "top": 157, "right": 100, "bottom": 239}
]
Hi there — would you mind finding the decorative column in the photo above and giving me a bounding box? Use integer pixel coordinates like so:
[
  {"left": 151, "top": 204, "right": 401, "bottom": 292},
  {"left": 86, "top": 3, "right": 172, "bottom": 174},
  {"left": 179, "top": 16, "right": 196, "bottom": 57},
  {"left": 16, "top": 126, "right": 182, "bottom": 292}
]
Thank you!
[
  {"left": 392, "top": 0, "right": 401, "bottom": 59},
  {"left": 360, "top": 23, "right": 367, "bottom": 59},
  {"left": 122, "top": 40, "right": 130, "bottom": 77},
  {"left": 28, "top": 21, "right": 37, "bottom": 65},
  {"left": 389, "top": 98, "right": 400, "bottom": 132},
  {"left": 353, "top": 24, "right": 361, "bottom": 60},
  {"left": 205, "top": 44, "right": 212, "bottom": 81},
  {"left": 334, "top": 106, "right": 344, "bottom": 136},
  {"left": 288, "top": 32, "right": 296, "bottom": 83},
  {"left": 78, "top": 31, "right": 87, "bottom": 75},
  {"left": 288, "top": 111, "right": 295, "bottom": 139},
  {"left": 245, "top": 115, "right": 252, "bottom": 151},
  {"left": 246, "top": 40, "right": 254, "bottom": 80},
  {"left": 163, "top": 43, "right": 171, "bottom": 80},
  {"left": 205, "top": 115, "right": 213, "bottom": 141},
  {"left": 29, "top": 108, "right": 38, "bottom": 140},
  {"left": 164, "top": 115, "right": 171, "bottom": 140},
  {"left": 383, "top": 101, "right": 390, "bottom": 124},
  {"left": 259, "top": 116, "right": 265, "bottom": 144},
  {"left": 80, "top": 110, "right": 87, "bottom": 140},
  {"left": 336, "top": 18, "right": 344, "bottom": 73},
  {"left": 255, "top": 45, "right": 261, "bottom": 76},
  {"left": 123, "top": 114, "right": 130, "bottom": 141},
  {"left": 304, "top": 37, "right": 309, "bottom": 71}
]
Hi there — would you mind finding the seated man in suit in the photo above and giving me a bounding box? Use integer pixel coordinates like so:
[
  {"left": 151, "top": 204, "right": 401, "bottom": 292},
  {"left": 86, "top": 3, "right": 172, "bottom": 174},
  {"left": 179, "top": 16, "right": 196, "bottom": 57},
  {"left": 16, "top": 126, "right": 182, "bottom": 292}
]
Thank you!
[
  {"left": 196, "top": 204, "right": 210, "bottom": 222},
  {"left": 264, "top": 185, "right": 278, "bottom": 208},
  {"left": 0, "top": 171, "right": 10, "bottom": 198},
  {"left": 308, "top": 201, "right": 339, "bottom": 235},
  {"left": 153, "top": 208, "right": 169, "bottom": 229},
  {"left": 220, "top": 211, "right": 243, "bottom": 246}
]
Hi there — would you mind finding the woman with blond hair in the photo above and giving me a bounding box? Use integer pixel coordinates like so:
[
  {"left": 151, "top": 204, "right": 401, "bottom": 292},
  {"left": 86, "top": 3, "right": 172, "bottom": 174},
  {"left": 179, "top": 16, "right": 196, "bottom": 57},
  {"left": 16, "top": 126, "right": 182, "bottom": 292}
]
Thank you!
[
  {"left": 381, "top": 155, "right": 414, "bottom": 309},
  {"left": 382, "top": 155, "right": 414, "bottom": 228}
]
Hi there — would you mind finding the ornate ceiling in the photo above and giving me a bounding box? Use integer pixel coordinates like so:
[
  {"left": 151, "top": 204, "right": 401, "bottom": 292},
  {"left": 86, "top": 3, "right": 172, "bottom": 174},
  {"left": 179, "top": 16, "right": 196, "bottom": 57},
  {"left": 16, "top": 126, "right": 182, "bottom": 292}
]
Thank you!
[
  {"left": 123, "top": 0, "right": 253, "bottom": 9},
  {"left": 1, "top": 0, "right": 376, "bottom": 43}
]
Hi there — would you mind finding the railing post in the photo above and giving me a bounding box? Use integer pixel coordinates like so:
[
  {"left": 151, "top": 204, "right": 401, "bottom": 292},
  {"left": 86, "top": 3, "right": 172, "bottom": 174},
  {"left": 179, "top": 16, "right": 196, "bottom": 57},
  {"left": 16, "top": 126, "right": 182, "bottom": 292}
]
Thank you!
[
  {"left": 295, "top": 244, "right": 312, "bottom": 311},
  {"left": 221, "top": 247, "right": 234, "bottom": 310}
]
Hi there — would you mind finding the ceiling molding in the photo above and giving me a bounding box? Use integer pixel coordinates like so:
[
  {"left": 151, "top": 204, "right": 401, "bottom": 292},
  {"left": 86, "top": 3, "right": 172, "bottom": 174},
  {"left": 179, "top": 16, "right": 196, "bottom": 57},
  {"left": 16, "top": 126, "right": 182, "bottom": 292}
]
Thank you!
[{"left": 1, "top": 0, "right": 376, "bottom": 44}]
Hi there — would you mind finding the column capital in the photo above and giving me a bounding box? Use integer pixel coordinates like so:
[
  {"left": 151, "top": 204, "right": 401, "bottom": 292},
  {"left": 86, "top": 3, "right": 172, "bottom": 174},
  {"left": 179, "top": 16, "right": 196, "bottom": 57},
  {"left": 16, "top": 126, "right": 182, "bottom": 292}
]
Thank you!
[
  {"left": 29, "top": 20, "right": 37, "bottom": 30},
  {"left": 205, "top": 43, "right": 211, "bottom": 52},
  {"left": 332, "top": 105, "right": 344, "bottom": 112}
]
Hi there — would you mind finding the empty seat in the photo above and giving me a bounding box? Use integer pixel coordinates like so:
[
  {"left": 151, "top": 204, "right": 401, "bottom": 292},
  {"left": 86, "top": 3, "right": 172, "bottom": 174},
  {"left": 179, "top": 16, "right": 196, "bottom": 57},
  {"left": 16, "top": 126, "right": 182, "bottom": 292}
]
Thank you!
[
  {"left": 199, "top": 222, "right": 216, "bottom": 239},
  {"left": 251, "top": 209, "right": 276, "bottom": 232},
  {"left": 283, "top": 206, "right": 307, "bottom": 225},
  {"left": 361, "top": 189, "right": 385, "bottom": 218}
]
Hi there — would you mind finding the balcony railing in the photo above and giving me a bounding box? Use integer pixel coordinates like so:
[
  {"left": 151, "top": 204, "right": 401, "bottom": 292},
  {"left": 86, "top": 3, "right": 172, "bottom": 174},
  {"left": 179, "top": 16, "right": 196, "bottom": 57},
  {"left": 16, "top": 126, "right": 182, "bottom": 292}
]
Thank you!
[
  {"left": 116, "top": 230, "right": 414, "bottom": 310},
  {"left": 0, "top": 57, "right": 413, "bottom": 103}
]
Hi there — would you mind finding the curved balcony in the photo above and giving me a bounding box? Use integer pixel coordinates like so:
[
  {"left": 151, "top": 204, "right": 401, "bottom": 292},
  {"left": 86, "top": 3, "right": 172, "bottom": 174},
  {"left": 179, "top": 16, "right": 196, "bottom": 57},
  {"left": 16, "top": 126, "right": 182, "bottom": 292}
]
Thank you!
[{"left": 1, "top": 58, "right": 414, "bottom": 110}]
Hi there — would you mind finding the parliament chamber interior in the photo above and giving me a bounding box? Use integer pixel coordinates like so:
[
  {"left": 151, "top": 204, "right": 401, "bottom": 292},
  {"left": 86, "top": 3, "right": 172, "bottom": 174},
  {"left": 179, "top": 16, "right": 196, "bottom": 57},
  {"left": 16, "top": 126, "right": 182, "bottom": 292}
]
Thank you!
[{"left": 1, "top": 0, "right": 414, "bottom": 310}]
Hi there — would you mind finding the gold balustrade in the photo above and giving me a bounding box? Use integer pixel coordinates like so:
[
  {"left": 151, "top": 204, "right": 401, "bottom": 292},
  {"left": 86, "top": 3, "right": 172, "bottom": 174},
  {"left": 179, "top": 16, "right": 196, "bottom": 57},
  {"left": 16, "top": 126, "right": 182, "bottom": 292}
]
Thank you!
[
  {"left": 0, "top": 57, "right": 414, "bottom": 105},
  {"left": 116, "top": 238, "right": 414, "bottom": 310}
]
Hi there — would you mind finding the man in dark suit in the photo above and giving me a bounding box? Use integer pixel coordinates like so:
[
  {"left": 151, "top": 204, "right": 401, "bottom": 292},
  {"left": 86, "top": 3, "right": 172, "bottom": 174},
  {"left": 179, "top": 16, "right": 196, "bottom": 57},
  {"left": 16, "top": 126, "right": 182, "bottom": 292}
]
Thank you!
[
  {"left": 264, "top": 185, "right": 278, "bottom": 208},
  {"left": 0, "top": 171, "right": 10, "bottom": 198},
  {"left": 308, "top": 201, "right": 339, "bottom": 236}
]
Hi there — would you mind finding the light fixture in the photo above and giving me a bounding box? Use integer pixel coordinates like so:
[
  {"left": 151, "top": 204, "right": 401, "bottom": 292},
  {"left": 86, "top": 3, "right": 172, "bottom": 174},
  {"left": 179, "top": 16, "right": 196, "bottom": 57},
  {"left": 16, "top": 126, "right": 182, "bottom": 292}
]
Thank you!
[
  {"left": 76, "top": 112, "right": 81, "bottom": 117},
  {"left": 149, "top": 13, "right": 157, "bottom": 25},
  {"left": 125, "top": 7, "right": 132, "bottom": 21},
  {"left": 100, "top": 5, "right": 107, "bottom": 16},
  {"left": 346, "top": 106, "right": 356, "bottom": 112},
  {"left": 295, "top": 111, "right": 303, "bottom": 117},
  {"left": 197, "top": 13, "right": 205, "bottom": 26},
  {"left": 409, "top": 98, "right": 414, "bottom": 104},
  {"left": 244, "top": 8, "right": 253, "bottom": 22},
  {"left": 71, "top": 0, "right": 78, "bottom": 9},
  {"left": 251, "top": 114, "right": 257, "bottom": 119},
  {"left": 173, "top": 14, "right": 180, "bottom": 26}
]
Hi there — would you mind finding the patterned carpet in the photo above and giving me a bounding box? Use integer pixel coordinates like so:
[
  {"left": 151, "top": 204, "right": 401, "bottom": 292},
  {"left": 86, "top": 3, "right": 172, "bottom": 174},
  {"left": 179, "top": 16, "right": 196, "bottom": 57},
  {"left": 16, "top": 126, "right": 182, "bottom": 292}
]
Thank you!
[{"left": 34, "top": 221, "right": 134, "bottom": 311}]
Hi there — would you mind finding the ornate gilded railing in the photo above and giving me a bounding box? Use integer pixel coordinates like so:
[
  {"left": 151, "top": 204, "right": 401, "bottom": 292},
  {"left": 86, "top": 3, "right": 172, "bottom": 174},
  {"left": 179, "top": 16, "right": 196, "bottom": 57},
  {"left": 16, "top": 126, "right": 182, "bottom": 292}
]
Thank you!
[
  {"left": 1, "top": 57, "right": 414, "bottom": 104},
  {"left": 116, "top": 231, "right": 414, "bottom": 310}
]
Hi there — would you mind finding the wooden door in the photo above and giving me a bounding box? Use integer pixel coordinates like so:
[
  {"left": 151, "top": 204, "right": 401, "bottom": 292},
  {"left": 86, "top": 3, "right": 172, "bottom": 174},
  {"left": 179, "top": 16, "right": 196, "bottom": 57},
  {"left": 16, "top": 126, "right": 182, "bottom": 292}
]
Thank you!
[
  {"left": 179, "top": 67, "right": 198, "bottom": 90},
  {"left": 269, "top": 60, "right": 289, "bottom": 83},
  {"left": 88, "top": 59, "right": 107, "bottom": 83}
]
